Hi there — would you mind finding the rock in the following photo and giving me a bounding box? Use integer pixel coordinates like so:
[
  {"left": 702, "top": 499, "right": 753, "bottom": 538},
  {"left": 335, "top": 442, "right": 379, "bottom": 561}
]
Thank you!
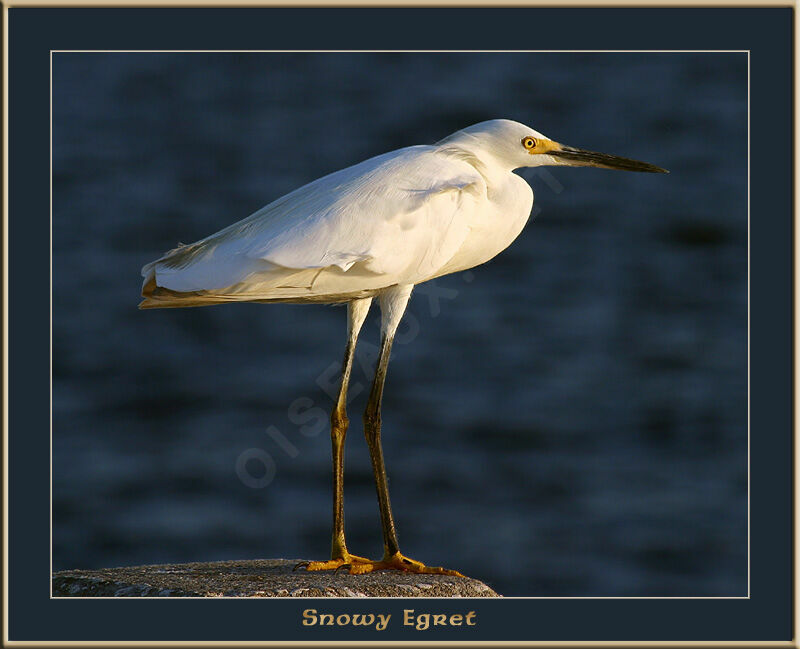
[{"left": 52, "top": 559, "right": 501, "bottom": 598}]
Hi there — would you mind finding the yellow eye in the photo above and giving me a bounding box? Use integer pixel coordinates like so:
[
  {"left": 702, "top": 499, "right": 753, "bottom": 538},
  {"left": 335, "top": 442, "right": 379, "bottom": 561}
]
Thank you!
[{"left": 522, "top": 137, "right": 537, "bottom": 150}]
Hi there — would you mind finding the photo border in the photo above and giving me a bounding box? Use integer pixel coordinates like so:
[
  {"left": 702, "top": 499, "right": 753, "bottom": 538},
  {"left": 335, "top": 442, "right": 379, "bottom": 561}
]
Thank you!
[{"left": 4, "top": 2, "right": 793, "bottom": 646}]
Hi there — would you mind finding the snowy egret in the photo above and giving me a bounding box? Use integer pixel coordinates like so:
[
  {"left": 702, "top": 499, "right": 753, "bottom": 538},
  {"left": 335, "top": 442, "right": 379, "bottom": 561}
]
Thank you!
[{"left": 140, "top": 119, "right": 667, "bottom": 577}]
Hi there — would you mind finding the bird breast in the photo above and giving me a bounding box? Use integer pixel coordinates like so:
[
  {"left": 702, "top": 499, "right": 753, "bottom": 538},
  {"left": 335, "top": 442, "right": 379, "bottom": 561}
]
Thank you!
[{"left": 430, "top": 171, "right": 533, "bottom": 279}]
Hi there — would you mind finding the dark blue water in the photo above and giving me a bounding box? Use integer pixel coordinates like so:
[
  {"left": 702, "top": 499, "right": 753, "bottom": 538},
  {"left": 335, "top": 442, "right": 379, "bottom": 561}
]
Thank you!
[{"left": 53, "top": 53, "right": 747, "bottom": 596}]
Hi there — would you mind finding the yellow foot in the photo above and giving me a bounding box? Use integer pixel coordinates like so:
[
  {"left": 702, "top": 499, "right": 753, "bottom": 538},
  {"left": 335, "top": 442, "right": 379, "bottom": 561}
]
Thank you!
[
  {"left": 348, "top": 552, "right": 465, "bottom": 577},
  {"left": 294, "top": 554, "right": 372, "bottom": 572}
]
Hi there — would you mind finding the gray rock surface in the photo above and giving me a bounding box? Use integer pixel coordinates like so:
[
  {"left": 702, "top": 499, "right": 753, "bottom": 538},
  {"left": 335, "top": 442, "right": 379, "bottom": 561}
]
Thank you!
[{"left": 52, "top": 559, "right": 500, "bottom": 598}]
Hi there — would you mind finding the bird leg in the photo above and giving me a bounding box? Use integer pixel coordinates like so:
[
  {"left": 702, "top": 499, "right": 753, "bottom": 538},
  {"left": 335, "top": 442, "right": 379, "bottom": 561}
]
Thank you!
[
  {"left": 301, "top": 286, "right": 464, "bottom": 577},
  {"left": 363, "top": 333, "right": 401, "bottom": 557},
  {"left": 301, "top": 299, "right": 373, "bottom": 572},
  {"left": 349, "top": 286, "right": 464, "bottom": 578},
  {"left": 351, "top": 331, "right": 464, "bottom": 577}
]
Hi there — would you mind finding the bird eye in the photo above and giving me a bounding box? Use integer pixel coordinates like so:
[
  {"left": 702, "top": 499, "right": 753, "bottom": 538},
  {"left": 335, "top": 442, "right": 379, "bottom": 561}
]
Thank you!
[{"left": 522, "top": 137, "right": 536, "bottom": 149}]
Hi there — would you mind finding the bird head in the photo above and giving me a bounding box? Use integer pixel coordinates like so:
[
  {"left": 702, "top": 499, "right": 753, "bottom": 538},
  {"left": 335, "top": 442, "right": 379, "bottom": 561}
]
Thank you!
[{"left": 439, "top": 119, "right": 668, "bottom": 174}]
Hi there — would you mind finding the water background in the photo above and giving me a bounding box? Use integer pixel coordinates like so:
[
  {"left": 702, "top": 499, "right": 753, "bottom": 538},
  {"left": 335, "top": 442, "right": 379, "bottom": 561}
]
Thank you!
[{"left": 53, "top": 53, "right": 748, "bottom": 596}]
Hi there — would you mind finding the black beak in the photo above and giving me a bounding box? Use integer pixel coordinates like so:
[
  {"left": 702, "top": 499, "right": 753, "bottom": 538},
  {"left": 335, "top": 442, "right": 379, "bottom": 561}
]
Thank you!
[{"left": 549, "top": 145, "right": 669, "bottom": 174}]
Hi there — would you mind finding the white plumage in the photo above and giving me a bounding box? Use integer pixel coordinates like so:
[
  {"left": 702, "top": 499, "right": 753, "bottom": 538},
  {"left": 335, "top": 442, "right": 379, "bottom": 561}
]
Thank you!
[
  {"left": 139, "top": 118, "right": 666, "bottom": 577},
  {"left": 140, "top": 120, "right": 550, "bottom": 307}
]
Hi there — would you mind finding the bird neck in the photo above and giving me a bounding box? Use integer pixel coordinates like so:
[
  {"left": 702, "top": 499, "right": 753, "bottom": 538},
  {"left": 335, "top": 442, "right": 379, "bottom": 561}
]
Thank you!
[{"left": 437, "top": 144, "right": 515, "bottom": 190}]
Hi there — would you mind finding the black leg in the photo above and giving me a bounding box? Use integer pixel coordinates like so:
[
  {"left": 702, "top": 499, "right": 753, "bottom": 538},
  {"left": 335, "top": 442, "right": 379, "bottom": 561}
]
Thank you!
[
  {"left": 362, "top": 334, "right": 401, "bottom": 558},
  {"left": 300, "top": 298, "right": 372, "bottom": 572},
  {"left": 329, "top": 334, "right": 356, "bottom": 559},
  {"left": 357, "top": 331, "right": 464, "bottom": 577},
  {"left": 304, "top": 286, "right": 464, "bottom": 577}
]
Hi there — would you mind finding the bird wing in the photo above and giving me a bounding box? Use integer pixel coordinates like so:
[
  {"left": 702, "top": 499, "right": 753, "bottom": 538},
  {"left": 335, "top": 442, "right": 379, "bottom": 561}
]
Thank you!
[{"left": 144, "top": 146, "right": 486, "bottom": 297}]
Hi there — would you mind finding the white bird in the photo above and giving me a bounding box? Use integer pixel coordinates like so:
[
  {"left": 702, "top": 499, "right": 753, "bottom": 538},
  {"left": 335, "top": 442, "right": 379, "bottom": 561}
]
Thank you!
[{"left": 141, "top": 119, "right": 667, "bottom": 577}]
